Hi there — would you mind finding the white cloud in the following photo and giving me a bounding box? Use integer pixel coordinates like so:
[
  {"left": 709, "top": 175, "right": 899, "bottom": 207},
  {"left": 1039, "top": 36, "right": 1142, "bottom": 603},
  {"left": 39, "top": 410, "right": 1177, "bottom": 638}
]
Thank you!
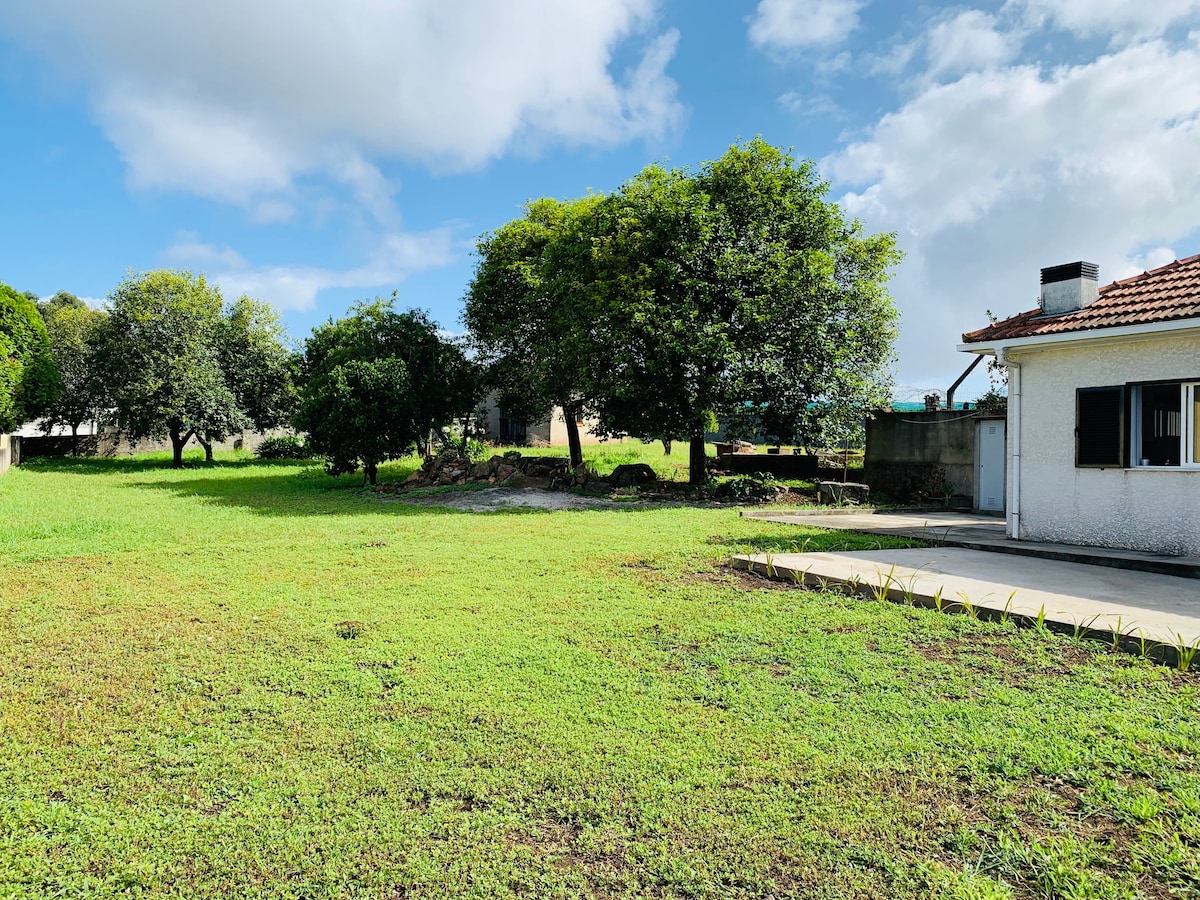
[
  {"left": 779, "top": 91, "right": 843, "bottom": 117},
  {"left": 827, "top": 35, "right": 1200, "bottom": 382},
  {"left": 162, "top": 229, "right": 458, "bottom": 312},
  {"left": 924, "top": 11, "right": 1021, "bottom": 81},
  {"left": 748, "top": 0, "right": 865, "bottom": 51},
  {"left": 0, "top": 0, "right": 682, "bottom": 207},
  {"left": 1012, "top": 0, "right": 1200, "bottom": 40}
]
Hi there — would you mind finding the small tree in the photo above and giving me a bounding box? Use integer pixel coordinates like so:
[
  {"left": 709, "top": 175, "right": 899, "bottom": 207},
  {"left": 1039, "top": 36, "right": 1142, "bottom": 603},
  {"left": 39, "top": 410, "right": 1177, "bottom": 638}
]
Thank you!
[
  {"left": 295, "top": 299, "right": 480, "bottom": 484},
  {"left": 100, "top": 270, "right": 248, "bottom": 467},
  {"left": 207, "top": 295, "right": 297, "bottom": 457},
  {"left": 0, "top": 282, "right": 60, "bottom": 434},
  {"left": 40, "top": 301, "right": 108, "bottom": 453}
]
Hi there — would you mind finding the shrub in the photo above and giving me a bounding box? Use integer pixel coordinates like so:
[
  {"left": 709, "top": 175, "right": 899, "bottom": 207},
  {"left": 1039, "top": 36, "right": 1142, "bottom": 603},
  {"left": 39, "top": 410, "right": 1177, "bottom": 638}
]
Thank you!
[
  {"left": 465, "top": 438, "right": 490, "bottom": 463},
  {"left": 255, "top": 435, "right": 314, "bottom": 460},
  {"left": 712, "top": 473, "right": 781, "bottom": 503}
]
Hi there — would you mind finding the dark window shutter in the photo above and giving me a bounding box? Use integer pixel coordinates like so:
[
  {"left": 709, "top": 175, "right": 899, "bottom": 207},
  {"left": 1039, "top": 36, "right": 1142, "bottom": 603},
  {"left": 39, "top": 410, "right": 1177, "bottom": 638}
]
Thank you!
[{"left": 1076, "top": 386, "right": 1124, "bottom": 467}]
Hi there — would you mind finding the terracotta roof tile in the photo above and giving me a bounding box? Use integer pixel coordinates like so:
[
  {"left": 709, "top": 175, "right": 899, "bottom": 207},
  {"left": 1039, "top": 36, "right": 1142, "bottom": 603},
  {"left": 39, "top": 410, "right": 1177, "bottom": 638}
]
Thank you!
[{"left": 962, "top": 253, "right": 1200, "bottom": 343}]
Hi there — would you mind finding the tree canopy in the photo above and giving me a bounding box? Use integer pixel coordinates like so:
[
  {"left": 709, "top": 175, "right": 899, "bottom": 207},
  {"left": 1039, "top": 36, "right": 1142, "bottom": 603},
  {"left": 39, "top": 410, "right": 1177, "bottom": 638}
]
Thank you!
[
  {"left": 295, "top": 299, "right": 480, "bottom": 483},
  {"left": 39, "top": 299, "right": 108, "bottom": 450},
  {"left": 463, "top": 195, "right": 604, "bottom": 468},
  {"left": 99, "top": 270, "right": 293, "bottom": 467},
  {"left": 463, "top": 138, "right": 902, "bottom": 483},
  {"left": 217, "top": 295, "right": 297, "bottom": 434},
  {"left": 0, "top": 281, "right": 60, "bottom": 434}
]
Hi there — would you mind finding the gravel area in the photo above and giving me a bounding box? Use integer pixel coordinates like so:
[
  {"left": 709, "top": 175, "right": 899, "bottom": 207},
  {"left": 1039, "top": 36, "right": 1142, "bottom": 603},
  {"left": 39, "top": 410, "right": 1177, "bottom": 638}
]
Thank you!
[{"left": 389, "top": 486, "right": 624, "bottom": 512}]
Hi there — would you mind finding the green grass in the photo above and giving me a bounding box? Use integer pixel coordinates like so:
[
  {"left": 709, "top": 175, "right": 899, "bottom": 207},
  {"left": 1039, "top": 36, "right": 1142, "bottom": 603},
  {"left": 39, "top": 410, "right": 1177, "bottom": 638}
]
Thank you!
[{"left": 1, "top": 450, "right": 1198, "bottom": 899}]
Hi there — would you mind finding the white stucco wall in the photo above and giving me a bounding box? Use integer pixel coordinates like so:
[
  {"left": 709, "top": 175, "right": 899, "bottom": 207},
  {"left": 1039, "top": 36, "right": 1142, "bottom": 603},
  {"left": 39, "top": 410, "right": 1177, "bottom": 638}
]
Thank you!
[{"left": 1009, "top": 331, "right": 1200, "bottom": 555}]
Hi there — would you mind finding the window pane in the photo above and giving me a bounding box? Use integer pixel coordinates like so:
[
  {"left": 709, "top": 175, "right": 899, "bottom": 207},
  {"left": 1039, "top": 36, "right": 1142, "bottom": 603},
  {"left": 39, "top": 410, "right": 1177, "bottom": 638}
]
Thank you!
[
  {"left": 1194, "top": 392, "right": 1200, "bottom": 464},
  {"left": 1140, "top": 383, "right": 1182, "bottom": 466}
]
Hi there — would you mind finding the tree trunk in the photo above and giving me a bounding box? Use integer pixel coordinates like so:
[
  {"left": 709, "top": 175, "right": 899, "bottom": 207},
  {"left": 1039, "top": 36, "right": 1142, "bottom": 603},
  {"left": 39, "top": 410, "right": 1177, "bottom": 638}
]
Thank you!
[
  {"left": 197, "top": 434, "right": 214, "bottom": 463},
  {"left": 661, "top": 439, "right": 671, "bottom": 455},
  {"left": 689, "top": 430, "right": 707, "bottom": 485},
  {"left": 170, "top": 428, "right": 194, "bottom": 469},
  {"left": 563, "top": 403, "right": 584, "bottom": 469},
  {"left": 71, "top": 423, "right": 79, "bottom": 457},
  {"left": 365, "top": 462, "right": 378, "bottom": 485}
]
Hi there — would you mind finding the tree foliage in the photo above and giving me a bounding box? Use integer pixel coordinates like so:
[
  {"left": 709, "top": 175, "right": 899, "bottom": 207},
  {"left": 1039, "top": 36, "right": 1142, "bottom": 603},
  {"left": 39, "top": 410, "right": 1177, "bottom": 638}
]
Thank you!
[
  {"left": 217, "top": 295, "right": 297, "bottom": 433},
  {"left": 463, "top": 196, "right": 603, "bottom": 468},
  {"left": 99, "top": 270, "right": 294, "bottom": 467},
  {"left": 295, "top": 299, "right": 480, "bottom": 483},
  {"left": 593, "top": 141, "right": 900, "bottom": 481},
  {"left": 0, "top": 281, "right": 60, "bottom": 433},
  {"left": 463, "top": 139, "right": 902, "bottom": 484},
  {"left": 40, "top": 299, "right": 108, "bottom": 451}
]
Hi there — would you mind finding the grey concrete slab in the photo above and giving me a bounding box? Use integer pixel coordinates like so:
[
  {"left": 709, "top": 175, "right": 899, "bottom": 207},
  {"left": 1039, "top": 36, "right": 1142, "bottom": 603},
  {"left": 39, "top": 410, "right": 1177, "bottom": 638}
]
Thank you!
[
  {"left": 742, "top": 509, "right": 1200, "bottom": 579},
  {"left": 731, "top": 547, "right": 1200, "bottom": 648}
]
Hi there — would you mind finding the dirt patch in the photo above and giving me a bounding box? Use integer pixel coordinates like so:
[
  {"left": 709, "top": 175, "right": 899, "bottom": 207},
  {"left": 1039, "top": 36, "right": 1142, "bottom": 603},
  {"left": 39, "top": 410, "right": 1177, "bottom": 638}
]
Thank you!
[
  {"left": 683, "top": 565, "right": 809, "bottom": 592},
  {"left": 387, "top": 487, "right": 632, "bottom": 512}
]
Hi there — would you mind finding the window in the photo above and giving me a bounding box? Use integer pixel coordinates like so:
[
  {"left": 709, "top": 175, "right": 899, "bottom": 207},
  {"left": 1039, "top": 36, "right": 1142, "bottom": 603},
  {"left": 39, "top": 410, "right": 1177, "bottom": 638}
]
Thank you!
[
  {"left": 1130, "top": 381, "right": 1200, "bottom": 467},
  {"left": 497, "top": 408, "right": 527, "bottom": 443},
  {"left": 1076, "top": 386, "right": 1124, "bottom": 467},
  {"left": 1076, "top": 381, "right": 1200, "bottom": 468}
]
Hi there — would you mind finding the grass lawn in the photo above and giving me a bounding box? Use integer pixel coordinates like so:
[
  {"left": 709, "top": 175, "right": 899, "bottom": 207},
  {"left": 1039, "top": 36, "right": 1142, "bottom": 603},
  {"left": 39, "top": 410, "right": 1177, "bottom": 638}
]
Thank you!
[{"left": 1, "top": 446, "right": 1198, "bottom": 899}]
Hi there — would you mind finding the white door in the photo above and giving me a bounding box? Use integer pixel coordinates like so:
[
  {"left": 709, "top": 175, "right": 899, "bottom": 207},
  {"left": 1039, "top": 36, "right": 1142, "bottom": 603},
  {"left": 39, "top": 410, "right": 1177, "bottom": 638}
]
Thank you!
[{"left": 976, "top": 420, "right": 1006, "bottom": 511}]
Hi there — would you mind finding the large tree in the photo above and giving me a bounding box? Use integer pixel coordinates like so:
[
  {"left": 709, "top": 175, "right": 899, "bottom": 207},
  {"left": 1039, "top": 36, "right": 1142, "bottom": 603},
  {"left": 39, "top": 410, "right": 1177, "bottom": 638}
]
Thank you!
[
  {"left": 100, "top": 270, "right": 249, "bottom": 467},
  {"left": 587, "top": 139, "right": 902, "bottom": 483},
  {"left": 0, "top": 282, "right": 60, "bottom": 434},
  {"left": 40, "top": 299, "right": 108, "bottom": 453},
  {"left": 463, "top": 196, "right": 603, "bottom": 469},
  {"left": 295, "top": 299, "right": 480, "bottom": 484}
]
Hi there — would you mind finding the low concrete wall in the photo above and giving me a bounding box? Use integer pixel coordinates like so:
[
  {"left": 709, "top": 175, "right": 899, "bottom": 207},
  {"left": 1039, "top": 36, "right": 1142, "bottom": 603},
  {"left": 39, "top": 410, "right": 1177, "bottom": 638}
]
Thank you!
[
  {"left": 0, "top": 434, "right": 10, "bottom": 475},
  {"left": 865, "top": 409, "right": 1003, "bottom": 502},
  {"left": 718, "top": 452, "right": 820, "bottom": 479}
]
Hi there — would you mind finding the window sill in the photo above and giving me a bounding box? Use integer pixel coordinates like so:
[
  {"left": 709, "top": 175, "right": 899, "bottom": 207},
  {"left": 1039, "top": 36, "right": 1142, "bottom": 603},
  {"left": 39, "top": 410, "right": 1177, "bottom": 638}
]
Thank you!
[{"left": 1126, "top": 465, "right": 1200, "bottom": 471}]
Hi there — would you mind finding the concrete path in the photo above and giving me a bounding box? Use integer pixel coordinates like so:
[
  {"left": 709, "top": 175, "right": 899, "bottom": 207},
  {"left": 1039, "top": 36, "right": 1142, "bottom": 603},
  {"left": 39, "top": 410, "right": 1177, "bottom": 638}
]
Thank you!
[
  {"left": 743, "top": 509, "right": 1200, "bottom": 579},
  {"left": 731, "top": 546, "right": 1200, "bottom": 651}
]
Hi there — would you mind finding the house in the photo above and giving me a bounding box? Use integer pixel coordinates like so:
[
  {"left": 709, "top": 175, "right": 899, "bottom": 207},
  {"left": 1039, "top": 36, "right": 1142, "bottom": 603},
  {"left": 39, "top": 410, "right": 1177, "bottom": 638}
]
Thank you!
[
  {"left": 476, "top": 394, "right": 607, "bottom": 448},
  {"left": 960, "top": 256, "right": 1200, "bottom": 556}
]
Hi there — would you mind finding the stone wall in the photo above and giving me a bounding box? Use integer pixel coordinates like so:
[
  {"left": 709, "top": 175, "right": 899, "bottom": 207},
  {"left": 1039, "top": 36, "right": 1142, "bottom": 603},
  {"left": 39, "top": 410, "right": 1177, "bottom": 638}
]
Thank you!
[{"left": 16, "top": 429, "right": 287, "bottom": 460}]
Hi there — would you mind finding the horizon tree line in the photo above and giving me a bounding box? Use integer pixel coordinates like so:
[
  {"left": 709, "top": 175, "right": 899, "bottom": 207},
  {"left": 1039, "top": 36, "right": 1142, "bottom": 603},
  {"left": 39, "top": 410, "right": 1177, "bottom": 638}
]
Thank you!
[{"left": 1, "top": 138, "right": 902, "bottom": 484}]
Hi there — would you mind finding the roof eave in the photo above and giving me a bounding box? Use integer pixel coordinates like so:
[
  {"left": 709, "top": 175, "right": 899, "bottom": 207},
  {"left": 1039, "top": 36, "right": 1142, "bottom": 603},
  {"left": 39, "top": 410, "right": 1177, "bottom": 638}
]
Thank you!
[{"left": 958, "top": 315, "right": 1200, "bottom": 356}]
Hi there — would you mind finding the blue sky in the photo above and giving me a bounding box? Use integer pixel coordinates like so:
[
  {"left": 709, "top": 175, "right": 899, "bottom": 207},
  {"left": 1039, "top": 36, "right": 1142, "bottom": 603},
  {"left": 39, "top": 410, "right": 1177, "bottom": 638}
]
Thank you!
[{"left": 3, "top": 0, "right": 1200, "bottom": 400}]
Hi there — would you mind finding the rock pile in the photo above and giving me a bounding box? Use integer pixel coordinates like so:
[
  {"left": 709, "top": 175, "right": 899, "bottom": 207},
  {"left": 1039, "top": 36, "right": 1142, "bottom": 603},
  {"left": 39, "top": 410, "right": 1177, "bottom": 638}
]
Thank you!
[{"left": 377, "top": 451, "right": 625, "bottom": 494}]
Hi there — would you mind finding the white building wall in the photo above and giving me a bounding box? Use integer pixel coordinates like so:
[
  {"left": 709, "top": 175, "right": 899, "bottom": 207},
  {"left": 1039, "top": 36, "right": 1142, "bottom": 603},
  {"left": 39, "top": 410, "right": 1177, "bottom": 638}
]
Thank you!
[{"left": 1010, "top": 332, "right": 1200, "bottom": 555}]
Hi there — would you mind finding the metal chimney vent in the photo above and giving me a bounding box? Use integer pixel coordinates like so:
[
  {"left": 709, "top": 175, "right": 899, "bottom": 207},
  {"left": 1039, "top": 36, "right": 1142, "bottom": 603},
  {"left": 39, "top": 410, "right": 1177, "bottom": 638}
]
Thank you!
[{"left": 1041, "top": 261, "right": 1099, "bottom": 285}]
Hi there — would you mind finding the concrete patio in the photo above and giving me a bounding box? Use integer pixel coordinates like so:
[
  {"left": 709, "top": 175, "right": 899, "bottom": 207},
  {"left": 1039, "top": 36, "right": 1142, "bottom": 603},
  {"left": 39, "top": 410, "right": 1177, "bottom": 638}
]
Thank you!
[
  {"left": 742, "top": 509, "right": 1200, "bottom": 578},
  {"left": 733, "top": 509, "right": 1200, "bottom": 656}
]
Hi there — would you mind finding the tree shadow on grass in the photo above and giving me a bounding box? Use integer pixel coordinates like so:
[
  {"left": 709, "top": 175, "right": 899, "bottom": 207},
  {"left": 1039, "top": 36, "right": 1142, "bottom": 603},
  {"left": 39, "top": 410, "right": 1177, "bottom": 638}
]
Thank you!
[
  {"left": 21, "top": 454, "right": 317, "bottom": 475},
  {"left": 128, "top": 469, "right": 674, "bottom": 518}
]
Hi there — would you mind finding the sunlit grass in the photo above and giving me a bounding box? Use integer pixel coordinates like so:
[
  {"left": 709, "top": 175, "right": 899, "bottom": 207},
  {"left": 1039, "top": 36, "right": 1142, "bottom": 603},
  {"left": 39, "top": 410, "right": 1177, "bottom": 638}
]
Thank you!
[{"left": 0, "top": 452, "right": 1196, "bottom": 899}]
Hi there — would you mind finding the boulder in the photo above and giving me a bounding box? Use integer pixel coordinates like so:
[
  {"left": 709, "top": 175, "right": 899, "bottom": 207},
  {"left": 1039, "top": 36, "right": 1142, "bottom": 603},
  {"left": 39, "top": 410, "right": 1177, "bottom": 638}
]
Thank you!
[
  {"left": 609, "top": 463, "right": 657, "bottom": 487},
  {"left": 508, "top": 475, "right": 553, "bottom": 489},
  {"left": 817, "top": 481, "right": 870, "bottom": 505}
]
